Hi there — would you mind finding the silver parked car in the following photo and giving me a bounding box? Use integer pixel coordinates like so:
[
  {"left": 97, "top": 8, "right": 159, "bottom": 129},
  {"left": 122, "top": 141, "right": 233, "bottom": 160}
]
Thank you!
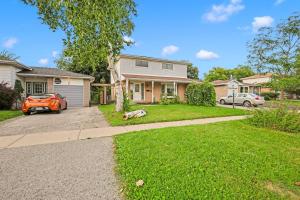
[{"left": 219, "top": 93, "right": 265, "bottom": 107}]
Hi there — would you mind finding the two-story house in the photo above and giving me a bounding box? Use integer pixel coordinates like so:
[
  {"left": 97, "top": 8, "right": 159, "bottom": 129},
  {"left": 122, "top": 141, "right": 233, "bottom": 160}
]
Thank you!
[{"left": 111, "top": 54, "right": 194, "bottom": 103}]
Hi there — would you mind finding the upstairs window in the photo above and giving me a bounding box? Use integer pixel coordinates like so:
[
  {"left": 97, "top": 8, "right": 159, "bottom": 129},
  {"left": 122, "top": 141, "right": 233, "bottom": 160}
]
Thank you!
[
  {"left": 162, "top": 63, "right": 173, "bottom": 70},
  {"left": 135, "top": 60, "right": 148, "bottom": 67}
]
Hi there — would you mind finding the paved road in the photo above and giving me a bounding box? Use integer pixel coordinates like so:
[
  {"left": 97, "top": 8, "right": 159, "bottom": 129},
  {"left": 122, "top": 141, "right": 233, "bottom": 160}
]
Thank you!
[
  {"left": 0, "top": 137, "right": 120, "bottom": 200},
  {"left": 0, "top": 106, "right": 109, "bottom": 136}
]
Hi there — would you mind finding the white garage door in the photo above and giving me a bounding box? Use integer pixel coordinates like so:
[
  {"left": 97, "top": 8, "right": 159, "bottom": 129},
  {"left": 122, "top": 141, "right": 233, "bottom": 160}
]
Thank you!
[{"left": 54, "top": 85, "right": 83, "bottom": 107}]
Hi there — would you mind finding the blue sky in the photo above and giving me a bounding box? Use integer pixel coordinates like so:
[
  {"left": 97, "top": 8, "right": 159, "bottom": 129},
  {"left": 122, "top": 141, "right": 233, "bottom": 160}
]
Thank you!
[{"left": 1, "top": 0, "right": 299, "bottom": 78}]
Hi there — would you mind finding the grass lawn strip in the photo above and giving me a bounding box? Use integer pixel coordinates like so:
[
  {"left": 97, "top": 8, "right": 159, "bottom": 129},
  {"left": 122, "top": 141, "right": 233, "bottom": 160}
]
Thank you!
[
  {"left": 115, "top": 120, "right": 300, "bottom": 199},
  {"left": 100, "top": 104, "right": 247, "bottom": 126},
  {"left": 0, "top": 110, "right": 22, "bottom": 122}
]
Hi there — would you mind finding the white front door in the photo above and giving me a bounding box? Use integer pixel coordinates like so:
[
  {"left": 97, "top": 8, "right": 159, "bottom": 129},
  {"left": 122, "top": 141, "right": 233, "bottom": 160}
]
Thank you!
[{"left": 133, "top": 83, "right": 142, "bottom": 101}]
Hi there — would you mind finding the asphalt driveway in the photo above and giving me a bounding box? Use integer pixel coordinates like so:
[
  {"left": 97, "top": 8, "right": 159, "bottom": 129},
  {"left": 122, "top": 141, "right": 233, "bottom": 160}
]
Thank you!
[
  {"left": 0, "top": 137, "right": 120, "bottom": 200},
  {"left": 0, "top": 106, "right": 109, "bottom": 136}
]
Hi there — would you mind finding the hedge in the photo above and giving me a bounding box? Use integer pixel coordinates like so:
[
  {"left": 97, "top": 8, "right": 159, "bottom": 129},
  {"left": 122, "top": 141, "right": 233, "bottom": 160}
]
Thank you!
[{"left": 185, "top": 82, "right": 216, "bottom": 106}]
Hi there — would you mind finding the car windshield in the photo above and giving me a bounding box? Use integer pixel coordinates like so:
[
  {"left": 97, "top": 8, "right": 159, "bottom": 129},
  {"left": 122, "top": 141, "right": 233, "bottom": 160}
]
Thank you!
[
  {"left": 249, "top": 94, "right": 257, "bottom": 97},
  {"left": 29, "top": 94, "right": 54, "bottom": 99}
]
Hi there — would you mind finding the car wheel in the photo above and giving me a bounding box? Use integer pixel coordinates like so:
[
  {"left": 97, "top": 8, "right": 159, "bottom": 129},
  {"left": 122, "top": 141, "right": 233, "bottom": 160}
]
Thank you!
[
  {"left": 220, "top": 99, "right": 226, "bottom": 105},
  {"left": 64, "top": 103, "right": 67, "bottom": 110},
  {"left": 243, "top": 101, "right": 252, "bottom": 107},
  {"left": 55, "top": 105, "right": 62, "bottom": 114},
  {"left": 23, "top": 111, "right": 30, "bottom": 115}
]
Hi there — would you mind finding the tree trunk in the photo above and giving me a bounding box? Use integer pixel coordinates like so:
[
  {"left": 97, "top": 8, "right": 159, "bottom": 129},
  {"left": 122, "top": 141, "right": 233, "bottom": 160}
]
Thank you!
[
  {"left": 115, "top": 81, "right": 123, "bottom": 112},
  {"left": 280, "top": 90, "right": 285, "bottom": 100},
  {"left": 107, "top": 54, "right": 123, "bottom": 112}
]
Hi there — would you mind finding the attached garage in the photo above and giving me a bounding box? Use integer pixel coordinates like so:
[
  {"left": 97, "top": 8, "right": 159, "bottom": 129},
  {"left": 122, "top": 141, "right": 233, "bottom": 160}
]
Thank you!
[
  {"left": 17, "top": 67, "right": 94, "bottom": 107},
  {"left": 54, "top": 85, "right": 83, "bottom": 107}
]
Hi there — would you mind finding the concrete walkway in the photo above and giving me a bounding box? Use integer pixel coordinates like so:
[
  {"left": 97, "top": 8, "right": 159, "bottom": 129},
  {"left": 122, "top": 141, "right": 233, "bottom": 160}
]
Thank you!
[{"left": 0, "top": 115, "right": 247, "bottom": 149}]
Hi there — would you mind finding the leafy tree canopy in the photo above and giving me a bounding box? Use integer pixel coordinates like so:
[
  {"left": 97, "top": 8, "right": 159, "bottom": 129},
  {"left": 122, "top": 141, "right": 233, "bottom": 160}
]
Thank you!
[
  {"left": 22, "top": 0, "right": 137, "bottom": 69},
  {"left": 247, "top": 12, "right": 300, "bottom": 93},
  {"left": 204, "top": 65, "right": 254, "bottom": 82},
  {"left": 0, "top": 50, "right": 19, "bottom": 61},
  {"left": 55, "top": 54, "right": 110, "bottom": 83},
  {"left": 247, "top": 13, "right": 299, "bottom": 77},
  {"left": 187, "top": 64, "right": 199, "bottom": 80}
]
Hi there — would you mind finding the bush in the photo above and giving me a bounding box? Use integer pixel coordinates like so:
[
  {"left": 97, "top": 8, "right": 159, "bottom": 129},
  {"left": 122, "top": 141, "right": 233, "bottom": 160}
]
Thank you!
[
  {"left": 160, "top": 95, "right": 179, "bottom": 105},
  {"left": 247, "top": 107, "right": 300, "bottom": 133},
  {"left": 0, "top": 82, "right": 17, "bottom": 110},
  {"left": 260, "top": 92, "right": 279, "bottom": 101},
  {"left": 185, "top": 82, "right": 216, "bottom": 106},
  {"left": 123, "top": 91, "right": 130, "bottom": 112}
]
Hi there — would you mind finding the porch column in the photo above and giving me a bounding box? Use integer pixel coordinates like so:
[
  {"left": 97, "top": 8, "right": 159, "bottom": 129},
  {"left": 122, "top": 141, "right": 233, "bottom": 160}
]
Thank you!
[
  {"left": 126, "top": 79, "right": 129, "bottom": 94},
  {"left": 152, "top": 81, "right": 154, "bottom": 103},
  {"left": 174, "top": 81, "right": 176, "bottom": 96},
  {"left": 104, "top": 86, "right": 107, "bottom": 105}
]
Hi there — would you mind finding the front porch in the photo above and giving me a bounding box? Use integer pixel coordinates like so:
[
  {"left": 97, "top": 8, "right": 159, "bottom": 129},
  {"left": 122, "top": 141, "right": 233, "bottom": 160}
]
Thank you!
[{"left": 122, "top": 74, "right": 193, "bottom": 103}]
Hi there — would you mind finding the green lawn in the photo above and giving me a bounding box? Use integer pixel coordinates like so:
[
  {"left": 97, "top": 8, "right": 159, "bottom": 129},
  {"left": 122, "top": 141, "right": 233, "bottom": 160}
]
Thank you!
[
  {"left": 0, "top": 110, "right": 22, "bottom": 122},
  {"left": 266, "top": 100, "right": 300, "bottom": 109},
  {"left": 99, "top": 104, "right": 247, "bottom": 126},
  {"left": 115, "top": 120, "right": 300, "bottom": 199}
]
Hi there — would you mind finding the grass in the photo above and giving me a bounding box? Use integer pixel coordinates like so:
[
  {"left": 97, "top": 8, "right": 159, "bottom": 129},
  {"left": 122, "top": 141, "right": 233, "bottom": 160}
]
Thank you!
[
  {"left": 115, "top": 120, "right": 300, "bottom": 199},
  {"left": 266, "top": 100, "right": 300, "bottom": 109},
  {"left": 99, "top": 104, "right": 247, "bottom": 126},
  {"left": 0, "top": 110, "right": 22, "bottom": 122}
]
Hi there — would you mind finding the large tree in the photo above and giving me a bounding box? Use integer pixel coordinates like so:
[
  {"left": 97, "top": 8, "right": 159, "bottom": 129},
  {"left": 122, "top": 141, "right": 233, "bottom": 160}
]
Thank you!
[
  {"left": 187, "top": 64, "right": 199, "bottom": 80},
  {"left": 204, "top": 65, "right": 253, "bottom": 82},
  {"left": 22, "top": 0, "right": 137, "bottom": 112},
  {"left": 55, "top": 55, "right": 110, "bottom": 83},
  {"left": 247, "top": 13, "right": 300, "bottom": 98}
]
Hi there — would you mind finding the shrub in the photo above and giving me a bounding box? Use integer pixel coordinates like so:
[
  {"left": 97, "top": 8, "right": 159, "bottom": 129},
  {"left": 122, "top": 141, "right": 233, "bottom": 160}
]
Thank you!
[
  {"left": 247, "top": 107, "right": 300, "bottom": 133},
  {"left": 260, "top": 92, "right": 279, "bottom": 101},
  {"left": 0, "top": 82, "right": 17, "bottom": 110},
  {"left": 160, "top": 95, "right": 179, "bottom": 105},
  {"left": 123, "top": 91, "right": 130, "bottom": 112},
  {"left": 185, "top": 82, "right": 216, "bottom": 106}
]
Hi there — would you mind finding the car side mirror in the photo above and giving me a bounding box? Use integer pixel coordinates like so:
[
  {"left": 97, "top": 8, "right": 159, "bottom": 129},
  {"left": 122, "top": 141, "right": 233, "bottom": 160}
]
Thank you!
[{"left": 228, "top": 95, "right": 233, "bottom": 98}]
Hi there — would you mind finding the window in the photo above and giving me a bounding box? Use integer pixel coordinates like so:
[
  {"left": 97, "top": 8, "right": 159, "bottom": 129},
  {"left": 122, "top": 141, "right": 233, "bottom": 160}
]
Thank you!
[
  {"left": 135, "top": 84, "right": 140, "bottom": 92},
  {"left": 141, "top": 83, "right": 145, "bottom": 100},
  {"left": 135, "top": 60, "right": 148, "bottom": 67},
  {"left": 54, "top": 78, "right": 62, "bottom": 84},
  {"left": 26, "top": 82, "right": 32, "bottom": 95},
  {"left": 161, "top": 83, "right": 175, "bottom": 97},
  {"left": 26, "top": 82, "right": 47, "bottom": 95},
  {"left": 162, "top": 63, "right": 173, "bottom": 70}
]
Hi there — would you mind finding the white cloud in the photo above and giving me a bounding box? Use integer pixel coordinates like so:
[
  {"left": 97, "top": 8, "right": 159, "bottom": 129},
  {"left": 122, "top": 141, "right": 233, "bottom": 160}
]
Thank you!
[
  {"left": 196, "top": 50, "right": 219, "bottom": 60},
  {"left": 203, "top": 0, "right": 245, "bottom": 22},
  {"left": 275, "top": 0, "right": 285, "bottom": 5},
  {"left": 3, "top": 37, "right": 18, "bottom": 48},
  {"left": 38, "top": 58, "right": 49, "bottom": 65},
  {"left": 161, "top": 45, "right": 179, "bottom": 56},
  {"left": 123, "top": 36, "right": 134, "bottom": 43},
  {"left": 252, "top": 16, "right": 274, "bottom": 32},
  {"left": 51, "top": 50, "right": 58, "bottom": 58}
]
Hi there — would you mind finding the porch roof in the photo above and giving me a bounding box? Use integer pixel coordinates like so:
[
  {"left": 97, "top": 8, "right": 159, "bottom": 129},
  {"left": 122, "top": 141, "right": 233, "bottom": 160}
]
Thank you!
[{"left": 122, "top": 74, "right": 197, "bottom": 83}]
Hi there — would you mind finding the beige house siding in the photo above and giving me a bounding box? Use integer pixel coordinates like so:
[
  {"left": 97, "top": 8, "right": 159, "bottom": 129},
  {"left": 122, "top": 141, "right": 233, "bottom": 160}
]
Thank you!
[
  {"left": 47, "top": 78, "right": 54, "bottom": 93},
  {"left": 177, "top": 83, "right": 187, "bottom": 102},
  {"left": 214, "top": 85, "right": 228, "bottom": 101},
  {"left": 83, "top": 79, "right": 90, "bottom": 107}
]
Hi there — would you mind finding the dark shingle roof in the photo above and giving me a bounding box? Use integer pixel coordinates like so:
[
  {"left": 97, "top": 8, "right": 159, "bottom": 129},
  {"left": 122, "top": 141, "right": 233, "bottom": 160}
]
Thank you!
[
  {"left": 0, "top": 59, "right": 31, "bottom": 70},
  {"left": 17, "top": 67, "right": 93, "bottom": 80}
]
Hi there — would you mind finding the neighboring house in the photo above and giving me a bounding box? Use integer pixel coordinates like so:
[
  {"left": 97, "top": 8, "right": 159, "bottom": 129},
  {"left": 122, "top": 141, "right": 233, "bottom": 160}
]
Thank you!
[
  {"left": 213, "top": 73, "right": 273, "bottom": 100},
  {"left": 240, "top": 73, "right": 273, "bottom": 93},
  {"left": 213, "top": 80, "right": 243, "bottom": 101},
  {"left": 111, "top": 54, "right": 195, "bottom": 103},
  {"left": 0, "top": 60, "right": 94, "bottom": 107}
]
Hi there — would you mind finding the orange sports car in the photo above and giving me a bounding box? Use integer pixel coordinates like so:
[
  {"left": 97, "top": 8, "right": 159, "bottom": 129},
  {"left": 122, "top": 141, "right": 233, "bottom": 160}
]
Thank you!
[{"left": 22, "top": 93, "right": 67, "bottom": 115}]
